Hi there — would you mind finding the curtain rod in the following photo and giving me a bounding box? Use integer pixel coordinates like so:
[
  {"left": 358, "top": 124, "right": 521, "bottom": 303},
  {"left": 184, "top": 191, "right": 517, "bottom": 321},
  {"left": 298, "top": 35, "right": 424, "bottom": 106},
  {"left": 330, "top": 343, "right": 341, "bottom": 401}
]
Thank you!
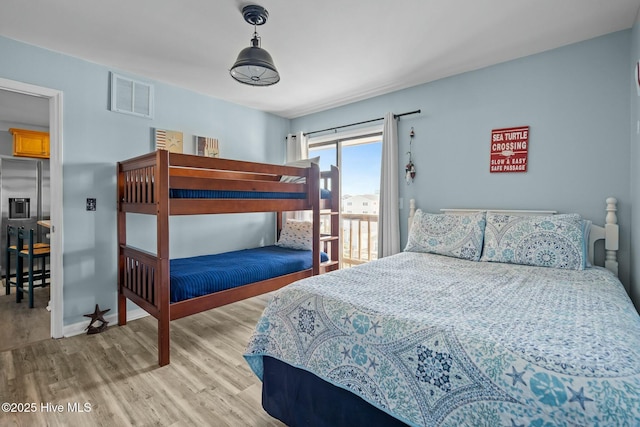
[{"left": 300, "top": 109, "right": 421, "bottom": 137}]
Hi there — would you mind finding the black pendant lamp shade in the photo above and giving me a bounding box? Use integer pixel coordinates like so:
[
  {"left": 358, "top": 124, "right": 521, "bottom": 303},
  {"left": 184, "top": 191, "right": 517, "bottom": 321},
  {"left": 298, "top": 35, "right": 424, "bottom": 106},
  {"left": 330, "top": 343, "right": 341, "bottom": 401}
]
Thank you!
[{"left": 230, "top": 5, "right": 280, "bottom": 86}]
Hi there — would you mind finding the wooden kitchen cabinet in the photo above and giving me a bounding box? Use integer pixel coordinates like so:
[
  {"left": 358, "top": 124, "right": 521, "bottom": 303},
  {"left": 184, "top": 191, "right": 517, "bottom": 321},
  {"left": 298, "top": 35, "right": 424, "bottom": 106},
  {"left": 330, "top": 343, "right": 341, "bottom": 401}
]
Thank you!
[{"left": 9, "top": 128, "right": 50, "bottom": 159}]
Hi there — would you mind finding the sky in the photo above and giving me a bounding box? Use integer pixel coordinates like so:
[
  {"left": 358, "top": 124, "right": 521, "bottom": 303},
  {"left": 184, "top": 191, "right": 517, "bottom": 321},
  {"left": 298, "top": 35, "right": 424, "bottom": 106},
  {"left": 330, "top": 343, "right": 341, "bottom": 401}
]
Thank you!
[{"left": 311, "top": 141, "right": 382, "bottom": 196}]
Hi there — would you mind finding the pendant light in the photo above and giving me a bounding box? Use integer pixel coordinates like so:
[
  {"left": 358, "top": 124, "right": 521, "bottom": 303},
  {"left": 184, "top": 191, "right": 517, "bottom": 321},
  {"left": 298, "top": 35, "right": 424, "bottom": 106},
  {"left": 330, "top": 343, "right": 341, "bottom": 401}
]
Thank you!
[{"left": 230, "top": 5, "right": 280, "bottom": 86}]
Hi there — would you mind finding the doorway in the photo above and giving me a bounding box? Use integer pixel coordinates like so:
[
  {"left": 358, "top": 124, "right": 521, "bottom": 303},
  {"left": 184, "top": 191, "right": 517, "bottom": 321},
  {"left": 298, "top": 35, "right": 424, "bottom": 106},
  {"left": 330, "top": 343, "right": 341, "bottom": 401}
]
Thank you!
[
  {"left": 0, "top": 77, "right": 63, "bottom": 345},
  {"left": 309, "top": 128, "right": 383, "bottom": 266}
]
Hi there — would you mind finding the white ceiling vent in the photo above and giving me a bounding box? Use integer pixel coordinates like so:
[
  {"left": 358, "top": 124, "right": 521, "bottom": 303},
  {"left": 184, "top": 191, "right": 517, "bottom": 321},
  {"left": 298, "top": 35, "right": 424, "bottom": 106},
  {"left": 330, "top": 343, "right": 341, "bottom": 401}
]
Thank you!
[{"left": 109, "top": 72, "right": 154, "bottom": 118}]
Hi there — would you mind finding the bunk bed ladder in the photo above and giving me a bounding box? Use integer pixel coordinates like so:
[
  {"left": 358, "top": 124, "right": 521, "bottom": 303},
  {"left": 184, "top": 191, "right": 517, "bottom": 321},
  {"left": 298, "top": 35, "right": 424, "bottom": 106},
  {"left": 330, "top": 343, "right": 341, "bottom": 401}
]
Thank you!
[{"left": 320, "top": 165, "right": 341, "bottom": 273}]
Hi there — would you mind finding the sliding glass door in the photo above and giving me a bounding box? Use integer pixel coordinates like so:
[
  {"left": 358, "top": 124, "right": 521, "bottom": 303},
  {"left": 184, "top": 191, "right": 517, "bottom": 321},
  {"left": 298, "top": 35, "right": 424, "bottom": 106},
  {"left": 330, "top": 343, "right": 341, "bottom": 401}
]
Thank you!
[{"left": 309, "top": 133, "right": 382, "bottom": 267}]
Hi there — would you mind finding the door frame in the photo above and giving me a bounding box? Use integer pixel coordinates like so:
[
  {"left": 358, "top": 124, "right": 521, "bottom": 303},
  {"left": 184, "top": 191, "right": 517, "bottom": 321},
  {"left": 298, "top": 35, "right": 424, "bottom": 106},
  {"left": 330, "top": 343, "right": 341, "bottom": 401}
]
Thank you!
[{"left": 0, "top": 77, "right": 63, "bottom": 338}]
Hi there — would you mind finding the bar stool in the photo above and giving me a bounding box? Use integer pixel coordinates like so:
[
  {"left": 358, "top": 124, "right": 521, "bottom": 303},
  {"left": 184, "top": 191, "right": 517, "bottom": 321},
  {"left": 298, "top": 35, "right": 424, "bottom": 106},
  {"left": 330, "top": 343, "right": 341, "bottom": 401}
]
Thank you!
[
  {"left": 16, "top": 228, "right": 50, "bottom": 308},
  {"left": 5, "top": 225, "right": 49, "bottom": 295},
  {"left": 4, "top": 225, "right": 22, "bottom": 295}
]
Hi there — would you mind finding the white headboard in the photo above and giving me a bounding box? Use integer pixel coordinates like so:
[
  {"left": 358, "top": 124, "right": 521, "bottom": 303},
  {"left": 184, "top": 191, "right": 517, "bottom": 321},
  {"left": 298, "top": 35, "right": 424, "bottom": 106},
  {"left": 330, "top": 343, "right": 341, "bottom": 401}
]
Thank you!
[{"left": 407, "top": 198, "right": 619, "bottom": 276}]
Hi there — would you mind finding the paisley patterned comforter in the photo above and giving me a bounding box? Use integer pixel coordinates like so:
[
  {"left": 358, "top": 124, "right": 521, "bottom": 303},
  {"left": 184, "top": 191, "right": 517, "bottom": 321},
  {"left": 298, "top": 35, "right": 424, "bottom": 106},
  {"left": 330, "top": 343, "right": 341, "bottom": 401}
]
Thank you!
[{"left": 244, "top": 252, "right": 640, "bottom": 426}]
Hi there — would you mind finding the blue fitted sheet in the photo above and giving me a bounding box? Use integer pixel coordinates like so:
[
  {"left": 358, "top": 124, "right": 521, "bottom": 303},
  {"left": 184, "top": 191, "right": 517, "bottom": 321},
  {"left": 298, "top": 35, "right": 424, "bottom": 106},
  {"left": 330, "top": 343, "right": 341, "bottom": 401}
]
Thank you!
[
  {"left": 169, "top": 188, "right": 331, "bottom": 199},
  {"left": 170, "top": 245, "right": 328, "bottom": 303}
]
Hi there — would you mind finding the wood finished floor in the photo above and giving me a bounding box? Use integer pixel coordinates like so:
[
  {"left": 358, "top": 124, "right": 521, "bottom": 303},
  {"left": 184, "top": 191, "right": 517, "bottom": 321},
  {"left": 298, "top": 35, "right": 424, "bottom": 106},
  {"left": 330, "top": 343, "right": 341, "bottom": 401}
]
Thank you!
[
  {"left": 0, "top": 293, "right": 286, "bottom": 427},
  {"left": 0, "top": 280, "right": 50, "bottom": 353}
]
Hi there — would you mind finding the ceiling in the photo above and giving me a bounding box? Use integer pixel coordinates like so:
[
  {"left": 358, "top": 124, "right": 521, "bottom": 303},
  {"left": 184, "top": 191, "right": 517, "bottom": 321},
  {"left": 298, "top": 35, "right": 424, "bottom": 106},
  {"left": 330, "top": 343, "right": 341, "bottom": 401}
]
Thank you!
[{"left": 0, "top": 0, "right": 639, "bottom": 120}]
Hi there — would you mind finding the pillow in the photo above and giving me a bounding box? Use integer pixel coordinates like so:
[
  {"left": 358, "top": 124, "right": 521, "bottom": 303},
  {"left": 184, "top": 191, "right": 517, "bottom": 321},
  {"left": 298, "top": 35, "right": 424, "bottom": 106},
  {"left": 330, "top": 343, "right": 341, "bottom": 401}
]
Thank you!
[
  {"left": 480, "top": 213, "right": 586, "bottom": 270},
  {"left": 280, "top": 156, "right": 320, "bottom": 183},
  {"left": 404, "top": 210, "right": 486, "bottom": 261},
  {"left": 276, "top": 219, "right": 313, "bottom": 250}
]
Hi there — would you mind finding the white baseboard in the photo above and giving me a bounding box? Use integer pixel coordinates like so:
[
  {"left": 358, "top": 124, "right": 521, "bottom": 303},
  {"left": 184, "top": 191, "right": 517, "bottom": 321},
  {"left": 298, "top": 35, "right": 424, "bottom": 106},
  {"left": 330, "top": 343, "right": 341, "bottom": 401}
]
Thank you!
[{"left": 62, "top": 308, "right": 150, "bottom": 337}]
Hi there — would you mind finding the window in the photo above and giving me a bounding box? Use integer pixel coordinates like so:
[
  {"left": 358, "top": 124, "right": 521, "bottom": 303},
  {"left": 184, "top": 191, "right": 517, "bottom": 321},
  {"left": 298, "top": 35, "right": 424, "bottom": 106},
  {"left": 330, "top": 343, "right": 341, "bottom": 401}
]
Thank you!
[{"left": 308, "top": 126, "right": 382, "bottom": 267}]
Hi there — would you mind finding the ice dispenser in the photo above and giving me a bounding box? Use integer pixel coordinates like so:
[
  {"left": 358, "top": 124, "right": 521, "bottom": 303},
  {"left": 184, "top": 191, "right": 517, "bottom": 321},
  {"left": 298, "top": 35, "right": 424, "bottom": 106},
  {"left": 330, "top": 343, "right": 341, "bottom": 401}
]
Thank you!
[{"left": 9, "top": 197, "right": 30, "bottom": 219}]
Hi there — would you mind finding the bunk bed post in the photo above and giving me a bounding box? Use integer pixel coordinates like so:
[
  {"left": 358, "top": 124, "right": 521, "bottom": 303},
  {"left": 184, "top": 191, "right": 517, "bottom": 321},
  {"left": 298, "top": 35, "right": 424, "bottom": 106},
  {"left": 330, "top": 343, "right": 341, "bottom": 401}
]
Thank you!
[
  {"left": 157, "top": 149, "right": 171, "bottom": 366},
  {"left": 310, "top": 163, "right": 321, "bottom": 275},
  {"left": 276, "top": 211, "right": 283, "bottom": 240},
  {"left": 117, "top": 162, "right": 127, "bottom": 326}
]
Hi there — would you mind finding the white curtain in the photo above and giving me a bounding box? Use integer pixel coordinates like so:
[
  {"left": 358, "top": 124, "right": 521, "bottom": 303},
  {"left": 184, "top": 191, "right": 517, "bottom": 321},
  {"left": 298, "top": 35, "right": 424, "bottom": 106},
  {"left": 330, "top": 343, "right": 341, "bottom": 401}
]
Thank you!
[
  {"left": 285, "top": 132, "right": 309, "bottom": 221},
  {"left": 378, "top": 112, "right": 400, "bottom": 257},
  {"left": 286, "top": 131, "right": 308, "bottom": 163}
]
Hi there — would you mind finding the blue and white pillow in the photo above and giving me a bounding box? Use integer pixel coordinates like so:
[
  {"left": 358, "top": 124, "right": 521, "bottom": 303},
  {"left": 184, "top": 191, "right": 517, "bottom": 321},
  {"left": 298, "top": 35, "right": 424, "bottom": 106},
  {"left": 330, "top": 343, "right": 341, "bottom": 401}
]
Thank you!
[
  {"left": 480, "top": 213, "right": 587, "bottom": 270},
  {"left": 404, "top": 210, "right": 486, "bottom": 261},
  {"left": 276, "top": 219, "right": 313, "bottom": 251}
]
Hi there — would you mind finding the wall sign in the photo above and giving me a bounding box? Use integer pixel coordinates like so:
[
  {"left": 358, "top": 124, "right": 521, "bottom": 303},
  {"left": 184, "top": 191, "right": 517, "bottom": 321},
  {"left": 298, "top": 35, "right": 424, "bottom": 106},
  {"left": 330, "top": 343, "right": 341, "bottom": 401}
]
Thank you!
[{"left": 490, "top": 126, "right": 529, "bottom": 173}]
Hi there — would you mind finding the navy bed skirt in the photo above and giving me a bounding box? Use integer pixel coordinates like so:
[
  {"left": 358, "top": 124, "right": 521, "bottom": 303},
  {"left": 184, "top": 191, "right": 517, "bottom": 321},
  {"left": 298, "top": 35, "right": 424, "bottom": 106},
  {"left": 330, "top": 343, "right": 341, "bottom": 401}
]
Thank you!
[{"left": 262, "top": 356, "right": 408, "bottom": 427}]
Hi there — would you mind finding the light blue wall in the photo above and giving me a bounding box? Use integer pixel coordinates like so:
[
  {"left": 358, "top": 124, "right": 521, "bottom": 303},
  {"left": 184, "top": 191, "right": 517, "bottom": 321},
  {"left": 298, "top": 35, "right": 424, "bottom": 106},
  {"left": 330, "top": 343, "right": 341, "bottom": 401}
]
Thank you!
[
  {"left": 292, "top": 31, "right": 633, "bottom": 300},
  {"left": 0, "top": 36, "right": 289, "bottom": 325},
  {"left": 631, "top": 18, "right": 640, "bottom": 311}
]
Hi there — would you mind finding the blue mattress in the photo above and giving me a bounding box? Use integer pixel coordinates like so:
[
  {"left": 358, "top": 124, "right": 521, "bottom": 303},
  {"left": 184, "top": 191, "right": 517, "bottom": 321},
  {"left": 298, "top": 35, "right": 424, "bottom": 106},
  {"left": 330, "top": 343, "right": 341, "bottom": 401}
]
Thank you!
[
  {"left": 170, "top": 188, "right": 331, "bottom": 199},
  {"left": 170, "top": 245, "right": 328, "bottom": 303}
]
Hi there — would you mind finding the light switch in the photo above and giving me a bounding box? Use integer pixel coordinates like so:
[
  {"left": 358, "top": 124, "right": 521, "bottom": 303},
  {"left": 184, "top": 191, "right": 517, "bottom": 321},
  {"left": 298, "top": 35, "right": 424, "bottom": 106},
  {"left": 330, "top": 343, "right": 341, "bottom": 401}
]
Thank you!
[{"left": 86, "top": 198, "right": 96, "bottom": 211}]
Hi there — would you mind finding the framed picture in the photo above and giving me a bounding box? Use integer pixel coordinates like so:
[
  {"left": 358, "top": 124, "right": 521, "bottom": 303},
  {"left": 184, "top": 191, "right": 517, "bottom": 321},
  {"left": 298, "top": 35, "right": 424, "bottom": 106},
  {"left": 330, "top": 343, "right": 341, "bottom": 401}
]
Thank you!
[
  {"left": 155, "top": 128, "right": 183, "bottom": 153},
  {"left": 196, "top": 136, "right": 220, "bottom": 158}
]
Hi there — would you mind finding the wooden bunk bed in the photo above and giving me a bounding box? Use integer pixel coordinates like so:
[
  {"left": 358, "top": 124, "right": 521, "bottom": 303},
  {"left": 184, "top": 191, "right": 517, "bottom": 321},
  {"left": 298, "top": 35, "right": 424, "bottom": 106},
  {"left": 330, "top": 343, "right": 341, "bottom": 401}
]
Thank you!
[{"left": 117, "top": 149, "right": 340, "bottom": 366}]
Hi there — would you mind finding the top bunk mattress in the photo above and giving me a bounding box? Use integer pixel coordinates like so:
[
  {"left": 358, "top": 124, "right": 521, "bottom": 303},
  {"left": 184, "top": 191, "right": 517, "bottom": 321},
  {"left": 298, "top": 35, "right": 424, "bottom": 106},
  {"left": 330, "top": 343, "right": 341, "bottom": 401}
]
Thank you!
[
  {"left": 169, "top": 188, "right": 331, "bottom": 200},
  {"left": 170, "top": 245, "right": 328, "bottom": 303}
]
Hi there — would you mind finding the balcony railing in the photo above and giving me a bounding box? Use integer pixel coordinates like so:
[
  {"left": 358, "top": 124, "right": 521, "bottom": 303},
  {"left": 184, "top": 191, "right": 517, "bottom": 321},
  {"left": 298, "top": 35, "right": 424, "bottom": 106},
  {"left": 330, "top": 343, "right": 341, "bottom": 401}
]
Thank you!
[{"left": 341, "top": 214, "right": 378, "bottom": 267}]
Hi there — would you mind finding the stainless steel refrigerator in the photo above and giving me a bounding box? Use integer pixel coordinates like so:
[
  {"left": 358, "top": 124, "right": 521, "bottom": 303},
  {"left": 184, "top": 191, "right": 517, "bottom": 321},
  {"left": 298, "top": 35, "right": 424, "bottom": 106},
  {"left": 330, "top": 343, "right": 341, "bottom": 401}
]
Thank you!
[{"left": 0, "top": 156, "right": 50, "bottom": 279}]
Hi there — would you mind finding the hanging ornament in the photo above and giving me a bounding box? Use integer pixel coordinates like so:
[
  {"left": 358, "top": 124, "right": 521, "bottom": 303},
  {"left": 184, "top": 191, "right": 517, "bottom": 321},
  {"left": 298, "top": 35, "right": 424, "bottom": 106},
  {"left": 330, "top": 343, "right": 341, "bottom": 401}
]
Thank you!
[{"left": 405, "top": 127, "right": 416, "bottom": 184}]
